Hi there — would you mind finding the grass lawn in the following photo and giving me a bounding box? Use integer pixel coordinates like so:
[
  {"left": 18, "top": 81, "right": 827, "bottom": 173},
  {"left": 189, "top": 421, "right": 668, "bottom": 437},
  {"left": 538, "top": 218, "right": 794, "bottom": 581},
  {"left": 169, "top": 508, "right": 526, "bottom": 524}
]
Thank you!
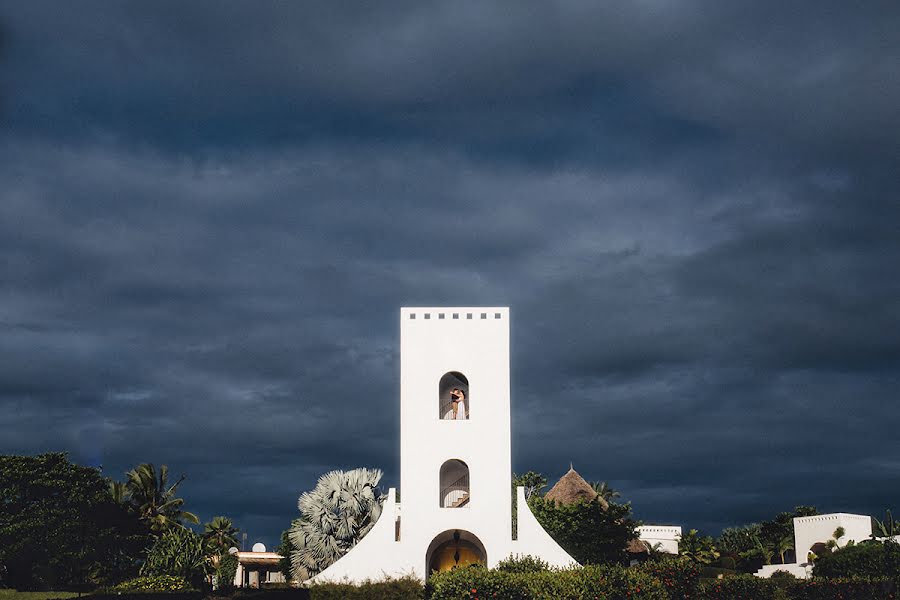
[{"left": 0, "top": 591, "right": 80, "bottom": 600}]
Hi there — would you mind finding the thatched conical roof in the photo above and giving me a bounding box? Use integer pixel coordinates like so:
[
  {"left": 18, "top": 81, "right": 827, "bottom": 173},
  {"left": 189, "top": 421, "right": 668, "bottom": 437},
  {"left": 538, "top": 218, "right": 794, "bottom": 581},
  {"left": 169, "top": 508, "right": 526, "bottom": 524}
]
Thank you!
[
  {"left": 544, "top": 465, "right": 609, "bottom": 510},
  {"left": 627, "top": 538, "right": 651, "bottom": 554}
]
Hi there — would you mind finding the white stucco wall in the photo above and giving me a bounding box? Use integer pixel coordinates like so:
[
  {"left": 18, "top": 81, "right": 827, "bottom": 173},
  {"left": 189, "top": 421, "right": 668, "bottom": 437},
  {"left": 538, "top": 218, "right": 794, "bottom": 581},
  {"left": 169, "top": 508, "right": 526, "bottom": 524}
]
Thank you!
[
  {"left": 793, "top": 513, "right": 872, "bottom": 562},
  {"left": 637, "top": 525, "right": 681, "bottom": 555},
  {"left": 310, "top": 307, "right": 576, "bottom": 584},
  {"left": 754, "top": 513, "right": 875, "bottom": 579}
]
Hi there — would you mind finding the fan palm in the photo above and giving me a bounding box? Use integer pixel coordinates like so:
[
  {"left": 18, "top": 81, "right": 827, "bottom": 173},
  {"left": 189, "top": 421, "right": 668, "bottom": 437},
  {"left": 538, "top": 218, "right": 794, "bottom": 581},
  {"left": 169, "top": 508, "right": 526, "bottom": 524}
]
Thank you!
[
  {"left": 289, "top": 468, "right": 384, "bottom": 581},
  {"left": 126, "top": 463, "right": 199, "bottom": 532}
]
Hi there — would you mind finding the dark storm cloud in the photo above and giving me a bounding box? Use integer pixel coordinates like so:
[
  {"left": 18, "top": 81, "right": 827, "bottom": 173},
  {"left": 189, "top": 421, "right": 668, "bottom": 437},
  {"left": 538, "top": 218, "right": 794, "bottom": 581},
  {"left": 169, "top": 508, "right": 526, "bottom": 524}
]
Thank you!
[{"left": 1, "top": 1, "right": 898, "bottom": 545}]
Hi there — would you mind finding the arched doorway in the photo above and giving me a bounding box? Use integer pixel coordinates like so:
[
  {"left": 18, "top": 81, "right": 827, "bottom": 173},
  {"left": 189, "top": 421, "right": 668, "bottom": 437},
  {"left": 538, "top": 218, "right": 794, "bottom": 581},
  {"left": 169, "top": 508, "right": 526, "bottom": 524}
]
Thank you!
[
  {"left": 439, "top": 371, "right": 469, "bottom": 419},
  {"left": 426, "top": 529, "right": 486, "bottom": 574}
]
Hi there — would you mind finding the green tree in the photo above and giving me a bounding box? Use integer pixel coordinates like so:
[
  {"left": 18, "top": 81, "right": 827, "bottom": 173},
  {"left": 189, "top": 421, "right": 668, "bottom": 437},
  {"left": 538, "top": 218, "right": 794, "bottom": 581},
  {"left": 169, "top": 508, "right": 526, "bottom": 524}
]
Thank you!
[
  {"left": 513, "top": 471, "right": 548, "bottom": 500},
  {"left": 289, "top": 468, "right": 384, "bottom": 581},
  {"left": 759, "top": 505, "right": 817, "bottom": 562},
  {"left": 718, "top": 523, "right": 762, "bottom": 556},
  {"left": 125, "top": 463, "right": 199, "bottom": 532},
  {"left": 275, "top": 525, "right": 296, "bottom": 583},
  {"left": 203, "top": 516, "right": 239, "bottom": 556},
  {"left": 678, "top": 529, "right": 720, "bottom": 565},
  {"left": 527, "top": 495, "right": 638, "bottom": 565},
  {"left": 141, "top": 526, "right": 211, "bottom": 589},
  {"left": 590, "top": 481, "right": 621, "bottom": 501},
  {"left": 739, "top": 534, "right": 775, "bottom": 566},
  {"left": 775, "top": 533, "right": 794, "bottom": 564},
  {"left": 0, "top": 453, "right": 147, "bottom": 590}
]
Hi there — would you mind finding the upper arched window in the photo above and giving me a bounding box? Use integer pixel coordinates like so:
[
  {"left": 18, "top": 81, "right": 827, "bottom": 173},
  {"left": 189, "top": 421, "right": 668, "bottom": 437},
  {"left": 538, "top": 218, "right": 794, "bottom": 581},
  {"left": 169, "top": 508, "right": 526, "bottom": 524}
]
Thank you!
[{"left": 438, "top": 372, "right": 469, "bottom": 420}]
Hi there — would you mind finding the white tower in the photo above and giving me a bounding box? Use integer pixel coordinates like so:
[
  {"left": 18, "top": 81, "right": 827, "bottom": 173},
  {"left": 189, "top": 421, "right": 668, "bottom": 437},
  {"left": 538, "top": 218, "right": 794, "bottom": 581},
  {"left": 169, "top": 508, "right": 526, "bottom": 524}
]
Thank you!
[{"left": 311, "top": 307, "right": 574, "bottom": 583}]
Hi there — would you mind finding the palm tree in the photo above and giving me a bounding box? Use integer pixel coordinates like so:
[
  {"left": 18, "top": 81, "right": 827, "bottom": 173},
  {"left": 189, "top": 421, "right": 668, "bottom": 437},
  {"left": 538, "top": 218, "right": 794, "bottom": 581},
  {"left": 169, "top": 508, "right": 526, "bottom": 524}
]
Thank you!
[
  {"left": 289, "top": 468, "right": 384, "bottom": 581},
  {"left": 678, "top": 529, "right": 721, "bottom": 565},
  {"left": 109, "top": 480, "right": 128, "bottom": 505},
  {"left": 590, "top": 481, "right": 621, "bottom": 501},
  {"left": 203, "top": 516, "right": 240, "bottom": 556},
  {"left": 775, "top": 534, "right": 794, "bottom": 564},
  {"left": 740, "top": 535, "right": 774, "bottom": 565},
  {"left": 125, "top": 463, "right": 199, "bottom": 532}
]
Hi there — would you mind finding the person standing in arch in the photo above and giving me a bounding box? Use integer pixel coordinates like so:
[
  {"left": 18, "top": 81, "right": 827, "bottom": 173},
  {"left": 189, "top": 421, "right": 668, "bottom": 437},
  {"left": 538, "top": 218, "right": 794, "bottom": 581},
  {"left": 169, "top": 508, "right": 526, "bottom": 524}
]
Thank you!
[{"left": 450, "top": 388, "right": 467, "bottom": 420}]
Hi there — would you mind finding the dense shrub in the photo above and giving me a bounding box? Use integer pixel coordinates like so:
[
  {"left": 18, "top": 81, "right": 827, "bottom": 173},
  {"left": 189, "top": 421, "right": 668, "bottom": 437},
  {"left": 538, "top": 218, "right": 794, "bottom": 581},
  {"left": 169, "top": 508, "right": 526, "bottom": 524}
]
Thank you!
[
  {"left": 232, "top": 588, "right": 310, "bottom": 600},
  {"left": 638, "top": 557, "right": 701, "bottom": 600},
  {"left": 788, "top": 576, "right": 898, "bottom": 600},
  {"left": 86, "top": 594, "right": 201, "bottom": 600},
  {"left": 141, "top": 528, "right": 211, "bottom": 590},
  {"left": 309, "top": 575, "right": 424, "bottom": 600},
  {"left": 813, "top": 541, "right": 900, "bottom": 579},
  {"left": 214, "top": 553, "right": 238, "bottom": 592},
  {"left": 105, "top": 575, "right": 193, "bottom": 592},
  {"left": 494, "top": 555, "right": 551, "bottom": 574},
  {"left": 426, "top": 563, "right": 666, "bottom": 600},
  {"left": 696, "top": 575, "right": 779, "bottom": 600}
]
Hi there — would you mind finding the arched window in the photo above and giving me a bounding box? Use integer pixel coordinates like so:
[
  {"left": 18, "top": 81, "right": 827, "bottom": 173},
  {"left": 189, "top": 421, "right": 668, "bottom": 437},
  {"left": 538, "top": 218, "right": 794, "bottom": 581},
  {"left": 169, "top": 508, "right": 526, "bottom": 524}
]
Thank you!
[
  {"left": 439, "top": 459, "right": 470, "bottom": 508},
  {"left": 439, "top": 371, "right": 469, "bottom": 420}
]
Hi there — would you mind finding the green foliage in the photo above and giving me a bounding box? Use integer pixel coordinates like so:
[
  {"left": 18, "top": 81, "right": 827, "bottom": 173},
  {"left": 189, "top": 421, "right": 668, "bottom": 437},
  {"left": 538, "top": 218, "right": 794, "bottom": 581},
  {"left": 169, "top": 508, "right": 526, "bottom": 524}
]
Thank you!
[
  {"left": 590, "top": 481, "right": 621, "bottom": 501},
  {"left": 494, "top": 555, "right": 550, "bottom": 574},
  {"left": 310, "top": 575, "right": 423, "bottom": 600},
  {"left": 105, "top": 575, "right": 193, "bottom": 592},
  {"left": 275, "top": 526, "right": 296, "bottom": 583},
  {"left": 872, "top": 510, "right": 898, "bottom": 539},
  {"left": 124, "top": 464, "right": 199, "bottom": 533},
  {"left": 426, "top": 563, "right": 666, "bottom": 600},
  {"left": 760, "top": 507, "right": 818, "bottom": 563},
  {"left": 527, "top": 495, "right": 638, "bottom": 565},
  {"left": 788, "top": 576, "right": 897, "bottom": 600},
  {"left": 637, "top": 556, "right": 701, "bottom": 600},
  {"left": 140, "top": 527, "right": 211, "bottom": 589},
  {"left": 696, "top": 575, "right": 779, "bottom": 600},
  {"left": 511, "top": 472, "right": 547, "bottom": 500},
  {"left": 679, "top": 529, "right": 721, "bottom": 565},
  {"left": 812, "top": 539, "right": 900, "bottom": 579},
  {"left": 213, "top": 553, "right": 238, "bottom": 593},
  {"left": 0, "top": 453, "right": 148, "bottom": 590},
  {"left": 719, "top": 524, "right": 763, "bottom": 556},
  {"left": 288, "top": 468, "right": 385, "bottom": 581},
  {"left": 202, "top": 517, "right": 239, "bottom": 556}
]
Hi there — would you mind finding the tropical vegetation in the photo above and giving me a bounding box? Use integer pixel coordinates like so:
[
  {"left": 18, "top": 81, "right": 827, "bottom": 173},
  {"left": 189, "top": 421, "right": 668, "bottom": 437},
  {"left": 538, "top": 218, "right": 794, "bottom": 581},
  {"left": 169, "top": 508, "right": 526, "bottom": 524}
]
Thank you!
[
  {"left": 287, "top": 467, "right": 385, "bottom": 581},
  {"left": 0, "top": 453, "right": 147, "bottom": 590},
  {"left": 122, "top": 463, "right": 200, "bottom": 533}
]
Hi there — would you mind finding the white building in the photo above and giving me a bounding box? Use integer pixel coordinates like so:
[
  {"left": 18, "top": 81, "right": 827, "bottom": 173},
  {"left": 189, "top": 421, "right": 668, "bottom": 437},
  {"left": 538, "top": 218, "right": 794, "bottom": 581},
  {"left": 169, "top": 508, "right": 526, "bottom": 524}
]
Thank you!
[
  {"left": 755, "top": 512, "right": 873, "bottom": 578},
  {"left": 312, "top": 307, "right": 576, "bottom": 583},
  {"left": 231, "top": 543, "right": 286, "bottom": 588},
  {"left": 637, "top": 526, "right": 681, "bottom": 555}
]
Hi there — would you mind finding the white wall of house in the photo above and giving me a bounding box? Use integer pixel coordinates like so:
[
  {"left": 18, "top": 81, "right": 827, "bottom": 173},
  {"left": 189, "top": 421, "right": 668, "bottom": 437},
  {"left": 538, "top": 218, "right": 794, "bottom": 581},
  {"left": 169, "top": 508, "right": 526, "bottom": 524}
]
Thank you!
[
  {"left": 311, "top": 308, "right": 575, "bottom": 583},
  {"left": 637, "top": 525, "right": 681, "bottom": 554},
  {"left": 793, "top": 513, "right": 872, "bottom": 562},
  {"left": 755, "top": 513, "right": 874, "bottom": 578}
]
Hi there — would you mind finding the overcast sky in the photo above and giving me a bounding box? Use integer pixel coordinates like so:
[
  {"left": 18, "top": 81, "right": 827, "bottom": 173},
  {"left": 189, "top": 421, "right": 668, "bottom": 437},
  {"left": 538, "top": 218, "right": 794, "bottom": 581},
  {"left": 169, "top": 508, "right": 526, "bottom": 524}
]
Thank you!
[{"left": 1, "top": 2, "right": 898, "bottom": 548}]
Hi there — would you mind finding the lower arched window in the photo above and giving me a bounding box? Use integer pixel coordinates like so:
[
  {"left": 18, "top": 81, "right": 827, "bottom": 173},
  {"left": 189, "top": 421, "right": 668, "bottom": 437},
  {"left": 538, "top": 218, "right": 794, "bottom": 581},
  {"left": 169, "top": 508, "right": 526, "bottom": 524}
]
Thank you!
[{"left": 439, "top": 459, "right": 469, "bottom": 508}]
